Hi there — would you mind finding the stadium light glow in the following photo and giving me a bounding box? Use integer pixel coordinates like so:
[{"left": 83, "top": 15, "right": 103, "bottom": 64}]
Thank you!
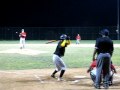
[{"left": 117, "top": 0, "right": 119, "bottom": 40}]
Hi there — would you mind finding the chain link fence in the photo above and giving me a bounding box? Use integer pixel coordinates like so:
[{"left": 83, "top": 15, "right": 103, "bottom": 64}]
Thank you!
[{"left": 0, "top": 26, "right": 118, "bottom": 40}]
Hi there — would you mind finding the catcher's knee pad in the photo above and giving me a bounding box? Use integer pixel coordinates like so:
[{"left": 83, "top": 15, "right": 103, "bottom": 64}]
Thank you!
[{"left": 90, "top": 72, "right": 96, "bottom": 83}]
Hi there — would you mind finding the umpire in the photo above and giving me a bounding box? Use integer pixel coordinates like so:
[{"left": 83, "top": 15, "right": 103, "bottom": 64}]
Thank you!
[{"left": 93, "top": 29, "right": 114, "bottom": 89}]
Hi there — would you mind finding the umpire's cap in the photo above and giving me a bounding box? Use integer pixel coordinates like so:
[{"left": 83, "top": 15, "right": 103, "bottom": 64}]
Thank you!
[
  {"left": 60, "top": 34, "right": 67, "bottom": 40},
  {"left": 99, "top": 29, "right": 109, "bottom": 36}
]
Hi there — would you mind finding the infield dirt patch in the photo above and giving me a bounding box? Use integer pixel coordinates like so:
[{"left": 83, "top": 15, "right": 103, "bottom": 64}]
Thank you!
[{"left": 0, "top": 68, "right": 120, "bottom": 90}]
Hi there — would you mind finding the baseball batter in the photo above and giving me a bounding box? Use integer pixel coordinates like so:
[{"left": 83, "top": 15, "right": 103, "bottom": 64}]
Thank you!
[
  {"left": 19, "top": 29, "right": 27, "bottom": 49},
  {"left": 93, "top": 29, "right": 114, "bottom": 89},
  {"left": 51, "top": 34, "right": 70, "bottom": 81}
]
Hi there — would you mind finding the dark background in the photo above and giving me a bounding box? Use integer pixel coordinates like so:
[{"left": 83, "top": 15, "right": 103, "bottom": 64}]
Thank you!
[
  {"left": 0, "top": 26, "right": 117, "bottom": 40},
  {"left": 0, "top": 0, "right": 119, "bottom": 40},
  {"left": 0, "top": 0, "right": 118, "bottom": 27}
]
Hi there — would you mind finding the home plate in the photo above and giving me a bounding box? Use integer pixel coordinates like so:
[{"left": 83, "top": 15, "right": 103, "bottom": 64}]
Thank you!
[
  {"left": 71, "top": 80, "right": 81, "bottom": 84},
  {"left": 73, "top": 80, "right": 80, "bottom": 83},
  {"left": 74, "top": 75, "right": 86, "bottom": 79}
]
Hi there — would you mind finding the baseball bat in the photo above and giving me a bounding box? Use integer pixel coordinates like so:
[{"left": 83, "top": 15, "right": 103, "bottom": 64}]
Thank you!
[{"left": 46, "top": 40, "right": 58, "bottom": 44}]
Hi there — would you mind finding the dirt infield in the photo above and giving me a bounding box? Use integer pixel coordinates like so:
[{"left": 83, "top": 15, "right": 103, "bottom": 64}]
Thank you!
[{"left": 0, "top": 68, "right": 120, "bottom": 90}]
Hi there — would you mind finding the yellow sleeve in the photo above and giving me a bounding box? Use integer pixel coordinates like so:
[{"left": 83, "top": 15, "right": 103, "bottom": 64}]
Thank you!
[
  {"left": 61, "top": 40, "right": 71, "bottom": 47},
  {"left": 66, "top": 40, "right": 71, "bottom": 45},
  {"left": 61, "top": 40, "right": 67, "bottom": 47}
]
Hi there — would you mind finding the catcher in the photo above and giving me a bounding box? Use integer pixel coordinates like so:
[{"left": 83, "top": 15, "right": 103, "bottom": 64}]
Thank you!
[
  {"left": 87, "top": 59, "right": 117, "bottom": 86},
  {"left": 51, "top": 34, "right": 70, "bottom": 81}
]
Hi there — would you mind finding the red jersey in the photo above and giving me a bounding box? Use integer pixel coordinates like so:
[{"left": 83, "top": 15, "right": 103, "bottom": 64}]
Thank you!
[
  {"left": 19, "top": 32, "right": 26, "bottom": 38},
  {"left": 76, "top": 35, "right": 81, "bottom": 40},
  {"left": 90, "top": 60, "right": 115, "bottom": 70},
  {"left": 90, "top": 60, "right": 97, "bottom": 68}
]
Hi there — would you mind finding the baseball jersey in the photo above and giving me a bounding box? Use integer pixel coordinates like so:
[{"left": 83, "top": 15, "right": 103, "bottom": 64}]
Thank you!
[
  {"left": 19, "top": 32, "right": 26, "bottom": 38},
  {"left": 54, "top": 40, "right": 70, "bottom": 57},
  {"left": 95, "top": 37, "right": 114, "bottom": 55},
  {"left": 90, "top": 60, "right": 115, "bottom": 78},
  {"left": 90, "top": 60, "right": 116, "bottom": 71},
  {"left": 76, "top": 35, "right": 81, "bottom": 40},
  {"left": 90, "top": 60, "right": 97, "bottom": 68}
]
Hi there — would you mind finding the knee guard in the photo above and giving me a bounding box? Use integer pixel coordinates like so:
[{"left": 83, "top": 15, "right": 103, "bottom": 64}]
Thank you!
[{"left": 90, "top": 72, "right": 96, "bottom": 83}]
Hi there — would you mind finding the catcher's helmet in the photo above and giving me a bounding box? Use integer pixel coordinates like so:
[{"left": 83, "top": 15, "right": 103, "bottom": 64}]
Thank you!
[
  {"left": 99, "top": 29, "right": 109, "bottom": 36},
  {"left": 60, "top": 34, "right": 67, "bottom": 40}
]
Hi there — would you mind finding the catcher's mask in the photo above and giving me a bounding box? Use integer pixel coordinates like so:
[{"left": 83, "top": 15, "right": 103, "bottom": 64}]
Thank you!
[
  {"left": 60, "top": 34, "right": 67, "bottom": 40},
  {"left": 99, "top": 29, "right": 109, "bottom": 36}
]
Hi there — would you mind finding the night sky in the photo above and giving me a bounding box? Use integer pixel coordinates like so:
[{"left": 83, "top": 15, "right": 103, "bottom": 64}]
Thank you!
[{"left": 0, "top": 0, "right": 118, "bottom": 27}]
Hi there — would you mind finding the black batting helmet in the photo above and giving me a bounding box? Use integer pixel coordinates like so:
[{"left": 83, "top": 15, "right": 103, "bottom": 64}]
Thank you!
[
  {"left": 60, "top": 34, "right": 67, "bottom": 40},
  {"left": 99, "top": 29, "right": 109, "bottom": 36}
]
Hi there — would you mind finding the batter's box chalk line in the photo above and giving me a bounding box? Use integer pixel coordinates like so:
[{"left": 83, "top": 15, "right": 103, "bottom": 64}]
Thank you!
[{"left": 34, "top": 75, "right": 45, "bottom": 83}]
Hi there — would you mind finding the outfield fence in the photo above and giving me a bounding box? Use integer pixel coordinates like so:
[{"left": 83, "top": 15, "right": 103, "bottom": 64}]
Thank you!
[{"left": 0, "top": 26, "right": 119, "bottom": 40}]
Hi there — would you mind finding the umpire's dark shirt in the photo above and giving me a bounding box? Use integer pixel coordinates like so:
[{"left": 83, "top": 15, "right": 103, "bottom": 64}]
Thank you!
[{"left": 95, "top": 36, "right": 114, "bottom": 55}]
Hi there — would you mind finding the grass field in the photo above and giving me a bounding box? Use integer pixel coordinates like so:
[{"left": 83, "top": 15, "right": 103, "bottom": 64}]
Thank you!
[
  {"left": 0, "top": 40, "right": 120, "bottom": 90},
  {"left": 0, "top": 40, "right": 120, "bottom": 70}
]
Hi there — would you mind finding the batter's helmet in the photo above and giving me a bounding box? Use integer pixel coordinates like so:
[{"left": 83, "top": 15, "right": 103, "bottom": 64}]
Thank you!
[
  {"left": 99, "top": 29, "right": 109, "bottom": 36},
  {"left": 60, "top": 34, "right": 67, "bottom": 40}
]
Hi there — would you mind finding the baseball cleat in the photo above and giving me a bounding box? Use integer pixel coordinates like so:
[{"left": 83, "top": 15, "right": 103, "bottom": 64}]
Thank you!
[
  {"left": 109, "top": 81, "right": 113, "bottom": 86},
  {"left": 94, "top": 84, "right": 101, "bottom": 89},
  {"left": 51, "top": 74, "right": 57, "bottom": 79},
  {"left": 57, "top": 77, "right": 64, "bottom": 81},
  {"left": 103, "top": 84, "right": 109, "bottom": 89}
]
